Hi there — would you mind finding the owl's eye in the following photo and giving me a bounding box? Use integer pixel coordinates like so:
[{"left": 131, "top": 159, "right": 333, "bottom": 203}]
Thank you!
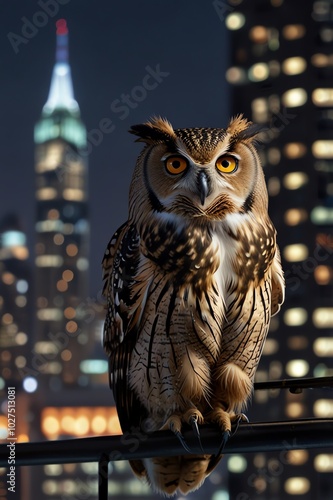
[
  {"left": 216, "top": 155, "right": 238, "bottom": 174},
  {"left": 164, "top": 156, "right": 188, "bottom": 175}
]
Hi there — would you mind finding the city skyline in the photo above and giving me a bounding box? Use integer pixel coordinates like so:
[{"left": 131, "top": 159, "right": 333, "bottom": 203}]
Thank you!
[{"left": 0, "top": 1, "right": 229, "bottom": 298}]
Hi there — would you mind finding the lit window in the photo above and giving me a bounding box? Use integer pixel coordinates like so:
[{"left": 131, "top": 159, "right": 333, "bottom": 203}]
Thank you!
[
  {"left": 314, "top": 265, "right": 332, "bottom": 285},
  {"left": 62, "top": 269, "right": 74, "bottom": 282},
  {"left": 56, "top": 280, "right": 68, "bottom": 292},
  {"left": 42, "top": 480, "right": 58, "bottom": 495},
  {"left": 60, "top": 414, "right": 75, "bottom": 435},
  {"left": 42, "top": 414, "right": 60, "bottom": 438},
  {"left": 311, "top": 206, "right": 333, "bottom": 224},
  {"left": 268, "top": 60, "right": 280, "bottom": 77},
  {"left": 2, "top": 272, "right": 15, "bottom": 285},
  {"left": 249, "top": 26, "right": 269, "bottom": 43},
  {"left": 44, "top": 362, "right": 62, "bottom": 374},
  {"left": 282, "top": 24, "right": 306, "bottom": 40},
  {"left": 34, "top": 341, "right": 59, "bottom": 354},
  {"left": 61, "top": 349, "right": 72, "bottom": 361},
  {"left": 286, "top": 402, "right": 305, "bottom": 418},
  {"left": 74, "top": 416, "right": 90, "bottom": 436},
  {"left": 63, "top": 223, "right": 74, "bottom": 235},
  {"left": 2, "top": 313, "right": 13, "bottom": 325},
  {"left": 286, "top": 359, "right": 309, "bottom": 377},
  {"left": 286, "top": 450, "right": 309, "bottom": 465},
  {"left": 262, "top": 338, "right": 279, "bottom": 355},
  {"left": 284, "top": 208, "right": 307, "bottom": 226},
  {"left": 36, "top": 188, "right": 58, "bottom": 200},
  {"left": 66, "top": 321, "right": 78, "bottom": 334},
  {"left": 226, "top": 67, "right": 247, "bottom": 84},
  {"left": 35, "top": 255, "right": 63, "bottom": 267},
  {"left": 313, "top": 307, "right": 333, "bottom": 328},
  {"left": 64, "top": 307, "right": 76, "bottom": 319},
  {"left": 36, "top": 220, "right": 63, "bottom": 232},
  {"left": 268, "top": 28, "right": 279, "bottom": 50},
  {"left": 77, "top": 258, "right": 89, "bottom": 271},
  {"left": 249, "top": 63, "right": 269, "bottom": 82},
  {"left": 282, "top": 57, "right": 307, "bottom": 75},
  {"left": 44, "top": 464, "right": 63, "bottom": 476},
  {"left": 283, "top": 244, "right": 309, "bottom": 262},
  {"left": 63, "top": 188, "right": 85, "bottom": 201},
  {"left": 15, "top": 280, "right": 28, "bottom": 294},
  {"left": 312, "top": 53, "right": 333, "bottom": 67},
  {"left": 108, "top": 413, "right": 122, "bottom": 434},
  {"left": 313, "top": 338, "right": 333, "bottom": 356},
  {"left": 53, "top": 233, "right": 64, "bottom": 245},
  {"left": 225, "top": 12, "right": 245, "bottom": 30},
  {"left": 80, "top": 360, "right": 109, "bottom": 374},
  {"left": 15, "top": 332, "right": 28, "bottom": 345},
  {"left": 314, "top": 454, "right": 333, "bottom": 472},
  {"left": 282, "top": 88, "right": 307, "bottom": 107},
  {"left": 283, "top": 142, "right": 307, "bottom": 159},
  {"left": 284, "top": 308, "right": 307, "bottom": 326},
  {"left": 15, "top": 356, "right": 26, "bottom": 368},
  {"left": 314, "top": 363, "right": 332, "bottom": 377},
  {"left": 283, "top": 172, "right": 308, "bottom": 190},
  {"left": 287, "top": 336, "right": 308, "bottom": 350},
  {"left": 313, "top": 1, "right": 331, "bottom": 19},
  {"left": 284, "top": 477, "right": 310, "bottom": 495},
  {"left": 48, "top": 209, "right": 59, "bottom": 220},
  {"left": 320, "top": 27, "right": 333, "bottom": 43},
  {"left": 66, "top": 244, "right": 78, "bottom": 257},
  {"left": 313, "top": 140, "right": 333, "bottom": 158},
  {"left": 91, "top": 414, "right": 107, "bottom": 434},
  {"left": 267, "top": 148, "right": 281, "bottom": 165},
  {"left": 228, "top": 455, "right": 247, "bottom": 473},
  {"left": 313, "top": 88, "right": 333, "bottom": 107},
  {"left": 314, "top": 399, "right": 333, "bottom": 417},
  {"left": 252, "top": 97, "right": 269, "bottom": 122}
]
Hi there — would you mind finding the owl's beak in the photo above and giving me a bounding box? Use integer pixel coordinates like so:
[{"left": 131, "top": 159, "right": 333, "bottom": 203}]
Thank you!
[{"left": 197, "top": 170, "right": 209, "bottom": 206}]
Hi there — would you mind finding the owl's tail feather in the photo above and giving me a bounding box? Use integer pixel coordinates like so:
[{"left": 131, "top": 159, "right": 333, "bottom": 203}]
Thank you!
[{"left": 130, "top": 454, "right": 222, "bottom": 496}]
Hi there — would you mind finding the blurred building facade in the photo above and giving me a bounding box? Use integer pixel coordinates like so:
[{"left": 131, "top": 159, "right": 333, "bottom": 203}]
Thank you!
[
  {"left": 225, "top": 0, "right": 333, "bottom": 498},
  {"left": 0, "top": 214, "right": 32, "bottom": 388}
]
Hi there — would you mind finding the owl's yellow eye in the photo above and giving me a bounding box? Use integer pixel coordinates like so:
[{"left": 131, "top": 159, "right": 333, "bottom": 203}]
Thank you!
[
  {"left": 216, "top": 155, "right": 238, "bottom": 174},
  {"left": 165, "top": 156, "right": 188, "bottom": 175}
]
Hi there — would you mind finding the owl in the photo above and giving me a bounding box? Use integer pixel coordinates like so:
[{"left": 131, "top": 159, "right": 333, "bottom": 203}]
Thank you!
[{"left": 102, "top": 115, "right": 284, "bottom": 496}]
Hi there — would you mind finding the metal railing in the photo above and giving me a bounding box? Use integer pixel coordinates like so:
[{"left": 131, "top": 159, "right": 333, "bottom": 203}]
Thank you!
[{"left": 1, "top": 376, "right": 333, "bottom": 499}]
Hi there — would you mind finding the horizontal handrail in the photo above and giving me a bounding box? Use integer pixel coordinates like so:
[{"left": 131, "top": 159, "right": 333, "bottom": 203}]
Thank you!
[
  {"left": 1, "top": 419, "right": 333, "bottom": 467},
  {"left": 254, "top": 376, "right": 333, "bottom": 392}
]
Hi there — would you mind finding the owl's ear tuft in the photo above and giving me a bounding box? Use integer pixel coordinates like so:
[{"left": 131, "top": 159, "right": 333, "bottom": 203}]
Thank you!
[
  {"left": 227, "top": 114, "right": 263, "bottom": 143},
  {"left": 129, "top": 116, "right": 176, "bottom": 144}
]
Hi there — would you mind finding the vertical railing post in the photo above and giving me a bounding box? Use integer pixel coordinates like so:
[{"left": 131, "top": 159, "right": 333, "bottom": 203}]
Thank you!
[{"left": 99, "top": 454, "right": 109, "bottom": 500}]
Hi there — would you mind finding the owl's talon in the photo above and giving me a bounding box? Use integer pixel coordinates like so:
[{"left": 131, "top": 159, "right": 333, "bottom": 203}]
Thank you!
[
  {"left": 174, "top": 430, "right": 192, "bottom": 454},
  {"left": 216, "top": 430, "right": 231, "bottom": 456},
  {"left": 160, "top": 414, "right": 193, "bottom": 453},
  {"left": 189, "top": 415, "right": 205, "bottom": 453}
]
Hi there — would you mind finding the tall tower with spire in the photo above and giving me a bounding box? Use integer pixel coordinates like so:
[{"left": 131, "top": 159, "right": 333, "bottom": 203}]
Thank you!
[{"left": 33, "top": 20, "right": 90, "bottom": 387}]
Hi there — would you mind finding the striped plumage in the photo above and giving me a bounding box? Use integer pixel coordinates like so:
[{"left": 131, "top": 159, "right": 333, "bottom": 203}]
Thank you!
[{"left": 103, "top": 116, "right": 284, "bottom": 496}]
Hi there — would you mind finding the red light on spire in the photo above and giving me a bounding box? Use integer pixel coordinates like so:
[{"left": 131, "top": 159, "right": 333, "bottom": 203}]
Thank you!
[{"left": 56, "top": 19, "right": 68, "bottom": 35}]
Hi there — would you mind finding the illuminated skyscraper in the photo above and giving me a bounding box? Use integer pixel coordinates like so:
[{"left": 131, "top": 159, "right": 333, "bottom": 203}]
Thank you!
[
  {"left": 33, "top": 19, "right": 90, "bottom": 386},
  {"left": 0, "top": 214, "right": 32, "bottom": 385},
  {"left": 225, "top": 0, "right": 333, "bottom": 498}
]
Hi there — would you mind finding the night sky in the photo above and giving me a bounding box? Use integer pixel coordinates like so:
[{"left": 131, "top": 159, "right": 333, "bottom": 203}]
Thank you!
[{"left": 0, "top": 1, "right": 229, "bottom": 297}]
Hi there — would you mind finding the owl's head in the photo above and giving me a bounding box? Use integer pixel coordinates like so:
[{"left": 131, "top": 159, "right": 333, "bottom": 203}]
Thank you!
[{"left": 128, "top": 116, "right": 268, "bottom": 226}]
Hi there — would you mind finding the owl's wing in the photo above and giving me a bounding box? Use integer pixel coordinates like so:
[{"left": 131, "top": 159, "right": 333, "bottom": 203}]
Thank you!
[
  {"left": 102, "top": 222, "right": 148, "bottom": 431},
  {"left": 270, "top": 246, "right": 285, "bottom": 316}
]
